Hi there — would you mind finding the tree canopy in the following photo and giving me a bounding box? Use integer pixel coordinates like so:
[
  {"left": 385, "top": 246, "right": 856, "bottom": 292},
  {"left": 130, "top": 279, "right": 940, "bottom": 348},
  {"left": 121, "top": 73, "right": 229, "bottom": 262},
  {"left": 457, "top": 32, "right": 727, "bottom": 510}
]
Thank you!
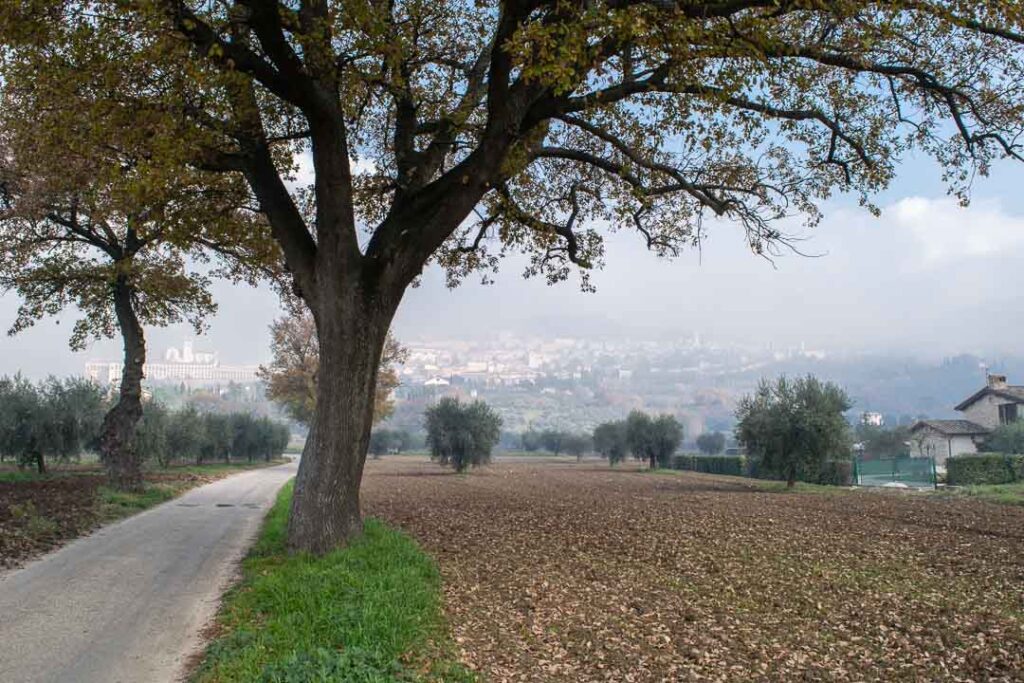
[
  {"left": 984, "top": 420, "right": 1024, "bottom": 455},
  {"left": 593, "top": 419, "right": 629, "bottom": 465},
  {"left": 424, "top": 397, "right": 502, "bottom": 472},
  {"left": 0, "top": 375, "right": 107, "bottom": 473},
  {"left": 735, "top": 375, "right": 852, "bottom": 487},
  {"left": 696, "top": 431, "right": 726, "bottom": 455},
  {"left": 625, "top": 410, "right": 683, "bottom": 468}
]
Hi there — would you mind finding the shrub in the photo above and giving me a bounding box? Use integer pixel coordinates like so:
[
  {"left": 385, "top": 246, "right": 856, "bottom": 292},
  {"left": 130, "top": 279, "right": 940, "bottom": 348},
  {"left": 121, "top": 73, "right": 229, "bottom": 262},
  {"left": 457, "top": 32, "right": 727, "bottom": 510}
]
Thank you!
[
  {"left": 983, "top": 421, "right": 1024, "bottom": 455},
  {"left": 947, "top": 453, "right": 1024, "bottom": 486},
  {"left": 817, "top": 460, "right": 854, "bottom": 486},
  {"left": 747, "top": 457, "right": 853, "bottom": 486},
  {"left": 1012, "top": 455, "right": 1024, "bottom": 481},
  {"left": 672, "top": 454, "right": 746, "bottom": 476}
]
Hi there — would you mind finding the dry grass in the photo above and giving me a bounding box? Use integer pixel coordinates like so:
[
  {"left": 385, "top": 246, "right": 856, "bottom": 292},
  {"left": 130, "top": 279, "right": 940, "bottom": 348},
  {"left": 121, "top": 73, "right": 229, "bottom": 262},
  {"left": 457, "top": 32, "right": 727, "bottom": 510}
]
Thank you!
[{"left": 362, "top": 458, "right": 1024, "bottom": 682}]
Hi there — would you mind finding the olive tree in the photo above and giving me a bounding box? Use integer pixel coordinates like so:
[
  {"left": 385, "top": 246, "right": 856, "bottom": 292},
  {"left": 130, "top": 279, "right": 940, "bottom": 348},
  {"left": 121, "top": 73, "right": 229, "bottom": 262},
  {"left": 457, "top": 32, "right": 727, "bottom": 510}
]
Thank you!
[
  {"left": 696, "top": 431, "right": 726, "bottom": 455},
  {"left": 424, "top": 397, "right": 502, "bottom": 472},
  {"left": 735, "top": 375, "right": 852, "bottom": 488},
  {"left": 593, "top": 420, "right": 629, "bottom": 465},
  {"left": 6, "top": 1, "right": 1024, "bottom": 550}
]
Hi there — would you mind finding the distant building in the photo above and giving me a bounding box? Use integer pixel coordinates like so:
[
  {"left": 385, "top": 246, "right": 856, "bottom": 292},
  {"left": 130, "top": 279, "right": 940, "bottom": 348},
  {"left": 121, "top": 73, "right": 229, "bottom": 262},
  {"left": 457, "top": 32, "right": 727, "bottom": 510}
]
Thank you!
[
  {"left": 909, "top": 420, "right": 989, "bottom": 463},
  {"left": 85, "top": 339, "right": 260, "bottom": 386},
  {"left": 954, "top": 374, "right": 1024, "bottom": 429},
  {"left": 424, "top": 376, "right": 450, "bottom": 387},
  {"left": 861, "top": 411, "right": 884, "bottom": 427},
  {"left": 909, "top": 374, "right": 1024, "bottom": 463}
]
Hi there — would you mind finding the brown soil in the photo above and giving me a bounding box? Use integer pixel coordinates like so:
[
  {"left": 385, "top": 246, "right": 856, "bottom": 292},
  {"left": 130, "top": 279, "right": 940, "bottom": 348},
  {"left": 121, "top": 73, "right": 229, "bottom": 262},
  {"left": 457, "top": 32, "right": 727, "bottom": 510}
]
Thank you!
[{"left": 362, "top": 458, "right": 1024, "bottom": 682}]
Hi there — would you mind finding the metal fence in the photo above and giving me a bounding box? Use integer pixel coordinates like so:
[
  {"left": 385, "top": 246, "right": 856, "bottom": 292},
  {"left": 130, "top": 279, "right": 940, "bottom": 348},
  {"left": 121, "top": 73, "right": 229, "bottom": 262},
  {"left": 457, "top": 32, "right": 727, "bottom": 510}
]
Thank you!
[{"left": 854, "top": 456, "right": 936, "bottom": 489}]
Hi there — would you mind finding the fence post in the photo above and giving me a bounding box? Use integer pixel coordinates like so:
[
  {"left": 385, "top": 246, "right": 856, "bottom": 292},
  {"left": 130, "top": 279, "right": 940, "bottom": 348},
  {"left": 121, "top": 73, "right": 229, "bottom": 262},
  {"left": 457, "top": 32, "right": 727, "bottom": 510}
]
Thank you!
[{"left": 931, "top": 456, "right": 938, "bottom": 490}]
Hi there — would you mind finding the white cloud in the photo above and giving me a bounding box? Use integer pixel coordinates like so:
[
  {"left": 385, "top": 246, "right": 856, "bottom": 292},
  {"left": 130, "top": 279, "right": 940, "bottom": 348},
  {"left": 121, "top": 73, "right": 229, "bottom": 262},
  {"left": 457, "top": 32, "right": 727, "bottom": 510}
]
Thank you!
[{"left": 891, "top": 196, "right": 1024, "bottom": 267}]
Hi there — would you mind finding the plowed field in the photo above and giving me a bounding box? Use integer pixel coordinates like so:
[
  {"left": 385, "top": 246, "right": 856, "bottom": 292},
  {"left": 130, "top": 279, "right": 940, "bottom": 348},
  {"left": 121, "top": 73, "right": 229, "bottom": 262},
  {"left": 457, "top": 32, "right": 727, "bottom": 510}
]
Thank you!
[{"left": 363, "top": 458, "right": 1024, "bottom": 682}]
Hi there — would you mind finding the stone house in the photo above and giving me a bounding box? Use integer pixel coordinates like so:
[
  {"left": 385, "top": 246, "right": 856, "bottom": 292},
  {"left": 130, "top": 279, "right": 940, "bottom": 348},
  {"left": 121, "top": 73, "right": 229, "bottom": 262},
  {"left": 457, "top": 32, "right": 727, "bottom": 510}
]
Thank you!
[{"left": 910, "top": 375, "right": 1024, "bottom": 464}]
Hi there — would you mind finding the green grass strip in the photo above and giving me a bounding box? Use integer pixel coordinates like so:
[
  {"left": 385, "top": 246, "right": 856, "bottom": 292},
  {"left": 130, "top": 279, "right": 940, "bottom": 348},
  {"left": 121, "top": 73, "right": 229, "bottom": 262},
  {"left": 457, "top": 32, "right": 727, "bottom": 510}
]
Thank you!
[
  {"left": 193, "top": 481, "right": 473, "bottom": 683},
  {"left": 947, "top": 481, "right": 1024, "bottom": 506}
]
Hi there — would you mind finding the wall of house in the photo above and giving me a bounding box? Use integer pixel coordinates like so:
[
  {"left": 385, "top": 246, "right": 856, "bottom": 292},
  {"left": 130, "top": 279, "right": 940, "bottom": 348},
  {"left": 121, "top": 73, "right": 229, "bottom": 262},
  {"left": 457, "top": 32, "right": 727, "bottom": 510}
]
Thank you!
[
  {"left": 911, "top": 430, "right": 979, "bottom": 464},
  {"left": 961, "top": 394, "right": 1015, "bottom": 430}
]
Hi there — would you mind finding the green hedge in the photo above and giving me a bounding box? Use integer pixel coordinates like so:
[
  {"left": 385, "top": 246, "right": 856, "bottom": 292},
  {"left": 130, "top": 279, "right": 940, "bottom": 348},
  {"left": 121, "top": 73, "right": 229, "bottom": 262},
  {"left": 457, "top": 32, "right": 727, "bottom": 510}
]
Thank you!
[
  {"left": 670, "top": 453, "right": 853, "bottom": 486},
  {"left": 671, "top": 454, "right": 746, "bottom": 476},
  {"left": 816, "top": 460, "right": 854, "bottom": 486},
  {"left": 1012, "top": 455, "right": 1024, "bottom": 481},
  {"left": 947, "top": 453, "right": 1024, "bottom": 486},
  {"left": 746, "top": 457, "right": 853, "bottom": 486}
]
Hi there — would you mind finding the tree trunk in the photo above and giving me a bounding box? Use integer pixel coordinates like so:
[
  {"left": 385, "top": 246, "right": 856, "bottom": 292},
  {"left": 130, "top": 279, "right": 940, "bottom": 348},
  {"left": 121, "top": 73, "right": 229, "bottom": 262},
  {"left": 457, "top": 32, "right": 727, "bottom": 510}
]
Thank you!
[
  {"left": 99, "top": 279, "right": 146, "bottom": 492},
  {"left": 286, "top": 290, "right": 394, "bottom": 554},
  {"left": 787, "top": 464, "right": 796, "bottom": 489},
  {"left": 649, "top": 453, "right": 657, "bottom": 470}
]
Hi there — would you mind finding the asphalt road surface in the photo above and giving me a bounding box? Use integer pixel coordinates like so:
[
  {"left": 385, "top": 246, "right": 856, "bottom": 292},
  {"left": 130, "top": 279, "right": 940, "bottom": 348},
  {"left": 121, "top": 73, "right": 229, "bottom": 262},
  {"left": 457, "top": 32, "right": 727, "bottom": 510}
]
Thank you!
[{"left": 0, "top": 461, "right": 296, "bottom": 683}]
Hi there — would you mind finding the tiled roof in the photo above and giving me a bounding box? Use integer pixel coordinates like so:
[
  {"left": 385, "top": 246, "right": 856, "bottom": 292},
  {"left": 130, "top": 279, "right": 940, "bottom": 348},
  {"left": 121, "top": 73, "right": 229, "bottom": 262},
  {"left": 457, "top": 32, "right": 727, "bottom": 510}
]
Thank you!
[
  {"left": 911, "top": 419, "right": 991, "bottom": 436},
  {"left": 955, "top": 386, "right": 1024, "bottom": 411}
]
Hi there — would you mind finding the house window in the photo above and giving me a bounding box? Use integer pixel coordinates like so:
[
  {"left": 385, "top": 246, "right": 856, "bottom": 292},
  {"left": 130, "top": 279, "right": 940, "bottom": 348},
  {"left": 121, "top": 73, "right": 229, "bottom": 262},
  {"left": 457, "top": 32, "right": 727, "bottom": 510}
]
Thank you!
[{"left": 998, "top": 403, "right": 1019, "bottom": 425}]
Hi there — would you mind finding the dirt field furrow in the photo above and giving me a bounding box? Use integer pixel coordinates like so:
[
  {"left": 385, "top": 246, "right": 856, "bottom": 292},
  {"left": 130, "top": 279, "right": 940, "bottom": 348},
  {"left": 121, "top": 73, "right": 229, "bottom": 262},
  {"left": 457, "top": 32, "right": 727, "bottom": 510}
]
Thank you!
[{"left": 363, "top": 459, "right": 1024, "bottom": 682}]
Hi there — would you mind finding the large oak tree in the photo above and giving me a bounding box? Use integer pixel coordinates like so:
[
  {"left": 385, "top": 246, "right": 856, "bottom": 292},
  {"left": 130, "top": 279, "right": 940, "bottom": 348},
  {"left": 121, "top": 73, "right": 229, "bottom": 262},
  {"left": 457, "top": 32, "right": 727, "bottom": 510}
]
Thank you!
[{"left": 4, "top": 0, "right": 1024, "bottom": 551}]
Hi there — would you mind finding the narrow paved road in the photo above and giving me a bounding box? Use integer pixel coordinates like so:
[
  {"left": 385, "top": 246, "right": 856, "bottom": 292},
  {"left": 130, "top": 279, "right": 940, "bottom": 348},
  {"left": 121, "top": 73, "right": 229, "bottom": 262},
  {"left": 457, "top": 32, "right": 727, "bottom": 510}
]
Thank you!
[{"left": 0, "top": 461, "right": 296, "bottom": 683}]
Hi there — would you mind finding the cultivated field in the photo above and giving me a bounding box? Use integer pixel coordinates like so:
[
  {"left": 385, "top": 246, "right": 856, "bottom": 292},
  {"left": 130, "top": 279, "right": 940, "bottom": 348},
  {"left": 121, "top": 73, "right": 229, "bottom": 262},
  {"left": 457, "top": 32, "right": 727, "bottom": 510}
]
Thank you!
[{"left": 362, "top": 458, "right": 1024, "bottom": 682}]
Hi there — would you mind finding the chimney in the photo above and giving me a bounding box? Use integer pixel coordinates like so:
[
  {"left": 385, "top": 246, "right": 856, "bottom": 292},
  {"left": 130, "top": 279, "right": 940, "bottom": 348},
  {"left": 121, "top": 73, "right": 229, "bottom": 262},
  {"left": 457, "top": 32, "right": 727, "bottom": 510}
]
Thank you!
[{"left": 987, "top": 374, "right": 1008, "bottom": 390}]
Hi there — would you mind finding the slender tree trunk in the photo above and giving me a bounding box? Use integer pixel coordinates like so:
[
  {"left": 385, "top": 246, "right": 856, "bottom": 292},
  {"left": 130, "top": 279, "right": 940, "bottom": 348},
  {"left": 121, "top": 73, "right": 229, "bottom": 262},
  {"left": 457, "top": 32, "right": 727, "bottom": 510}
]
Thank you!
[
  {"left": 99, "top": 279, "right": 146, "bottom": 492},
  {"left": 286, "top": 286, "right": 394, "bottom": 554},
  {"left": 787, "top": 464, "right": 796, "bottom": 489},
  {"left": 649, "top": 453, "right": 657, "bottom": 470}
]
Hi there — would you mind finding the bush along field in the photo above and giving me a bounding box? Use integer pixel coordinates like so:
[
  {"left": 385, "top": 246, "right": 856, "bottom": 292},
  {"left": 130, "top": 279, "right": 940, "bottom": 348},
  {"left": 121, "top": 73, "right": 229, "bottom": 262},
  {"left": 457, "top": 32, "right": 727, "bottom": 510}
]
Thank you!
[
  {"left": 670, "top": 454, "right": 855, "bottom": 487},
  {"left": 192, "top": 481, "right": 473, "bottom": 683},
  {"left": 946, "top": 453, "right": 1024, "bottom": 505}
]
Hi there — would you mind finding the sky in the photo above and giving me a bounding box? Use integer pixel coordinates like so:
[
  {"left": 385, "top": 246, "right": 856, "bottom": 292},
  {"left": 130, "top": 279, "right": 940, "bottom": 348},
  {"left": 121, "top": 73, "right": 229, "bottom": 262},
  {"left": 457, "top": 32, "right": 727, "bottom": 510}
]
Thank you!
[{"left": 3, "top": 151, "right": 1024, "bottom": 378}]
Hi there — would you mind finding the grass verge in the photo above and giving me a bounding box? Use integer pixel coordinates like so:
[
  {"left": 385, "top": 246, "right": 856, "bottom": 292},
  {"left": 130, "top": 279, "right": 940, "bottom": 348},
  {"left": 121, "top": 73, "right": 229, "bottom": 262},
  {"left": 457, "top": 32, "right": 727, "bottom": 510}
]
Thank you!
[
  {"left": 97, "top": 483, "right": 179, "bottom": 520},
  {"left": 941, "top": 481, "right": 1024, "bottom": 506},
  {"left": 192, "top": 481, "right": 473, "bottom": 683}
]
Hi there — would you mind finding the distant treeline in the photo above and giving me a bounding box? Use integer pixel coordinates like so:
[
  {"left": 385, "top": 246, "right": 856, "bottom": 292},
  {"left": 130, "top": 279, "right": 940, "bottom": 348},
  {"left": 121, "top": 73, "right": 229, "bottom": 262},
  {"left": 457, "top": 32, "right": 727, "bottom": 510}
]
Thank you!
[{"left": 0, "top": 374, "right": 290, "bottom": 472}]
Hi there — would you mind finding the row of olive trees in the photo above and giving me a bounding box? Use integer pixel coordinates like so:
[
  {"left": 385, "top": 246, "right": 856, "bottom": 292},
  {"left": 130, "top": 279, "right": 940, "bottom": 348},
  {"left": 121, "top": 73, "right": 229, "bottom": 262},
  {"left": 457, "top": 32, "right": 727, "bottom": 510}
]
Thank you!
[
  {"left": 592, "top": 411, "right": 684, "bottom": 469},
  {"left": 0, "top": 375, "right": 107, "bottom": 473},
  {"left": 0, "top": 373, "right": 291, "bottom": 472},
  {"left": 135, "top": 405, "right": 291, "bottom": 467},
  {"left": 521, "top": 429, "right": 592, "bottom": 459}
]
